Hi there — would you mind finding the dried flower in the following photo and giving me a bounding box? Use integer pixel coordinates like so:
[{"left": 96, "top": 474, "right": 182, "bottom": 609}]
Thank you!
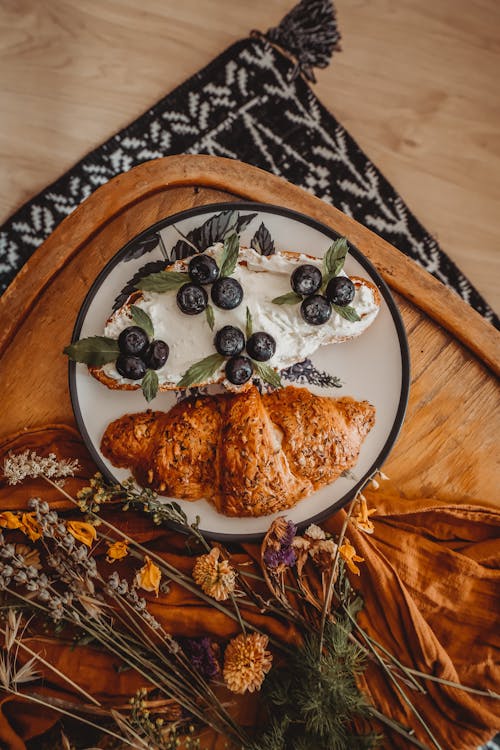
[
  {"left": 303, "top": 523, "right": 325, "bottom": 540},
  {"left": 262, "top": 518, "right": 297, "bottom": 574},
  {"left": 223, "top": 632, "right": 272, "bottom": 694},
  {"left": 0, "top": 512, "right": 22, "bottom": 530},
  {"left": 183, "top": 636, "right": 220, "bottom": 679},
  {"left": 135, "top": 556, "right": 161, "bottom": 596},
  {"left": 292, "top": 525, "right": 337, "bottom": 575},
  {"left": 14, "top": 544, "right": 41, "bottom": 570},
  {"left": 192, "top": 548, "right": 236, "bottom": 602},
  {"left": 352, "top": 495, "right": 376, "bottom": 534},
  {"left": 20, "top": 513, "right": 42, "bottom": 542},
  {"left": 66, "top": 521, "right": 97, "bottom": 547},
  {"left": 339, "top": 539, "right": 364, "bottom": 576},
  {"left": 3, "top": 450, "right": 79, "bottom": 486},
  {"left": 106, "top": 540, "right": 129, "bottom": 563}
]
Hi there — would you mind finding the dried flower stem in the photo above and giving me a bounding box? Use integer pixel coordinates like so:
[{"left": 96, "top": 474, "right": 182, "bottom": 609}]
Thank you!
[
  {"left": 367, "top": 706, "right": 433, "bottom": 750},
  {"left": 348, "top": 610, "right": 500, "bottom": 699},
  {"left": 317, "top": 498, "right": 355, "bottom": 658},
  {"left": 5, "top": 689, "right": 141, "bottom": 749},
  {"left": 14, "top": 639, "right": 100, "bottom": 706}
]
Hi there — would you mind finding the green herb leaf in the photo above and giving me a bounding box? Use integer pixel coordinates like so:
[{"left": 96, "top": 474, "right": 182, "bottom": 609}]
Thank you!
[
  {"left": 177, "top": 353, "right": 225, "bottom": 388},
  {"left": 205, "top": 304, "right": 215, "bottom": 331},
  {"left": 130, "top": 305, "right": 154, "bottom": 338},
  {"left": 142, "top": 369, "right": 159, "bottom": 402},
  {"left": 246, "top": 307, "right": 253, "bottom": 338},
  {"left": 332, "top": 304, "right": 361, "bottom": 322},
  {"left": 323, "top": 237, "right": 349, "bottom": 281},
  {"left": 135, "top": 270, "right": 187, "bottom": 293},
  {"left": 219, "top": 232, "right": 240, "bottom": 277},
  {"left": 63, "top": 336, "right": 120, "bottom": 366},
  {"left": 253, "top": 361, "right": 282, "bottom": 389},
  {"left": 272, "top": 291, "right": 303, "bottom": 305}
]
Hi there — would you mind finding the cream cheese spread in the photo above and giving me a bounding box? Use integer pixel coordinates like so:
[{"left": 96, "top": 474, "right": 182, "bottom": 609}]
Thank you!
[{"left": 102, "top": 245, "right": 379, "bottom": 386}]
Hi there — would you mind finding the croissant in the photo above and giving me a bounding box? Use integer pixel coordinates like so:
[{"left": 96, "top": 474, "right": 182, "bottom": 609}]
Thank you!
[{"left": 101, "top": 386, "right": 376, "bottom": 517}]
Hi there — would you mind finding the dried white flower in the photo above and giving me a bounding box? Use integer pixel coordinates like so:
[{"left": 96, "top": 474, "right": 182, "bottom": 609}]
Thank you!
[
  {"left": 304, "top": 524, "right": 326, "bottom": 540},
  {"left": 3, "top": 450, "right": 79, "bottom": 486}
]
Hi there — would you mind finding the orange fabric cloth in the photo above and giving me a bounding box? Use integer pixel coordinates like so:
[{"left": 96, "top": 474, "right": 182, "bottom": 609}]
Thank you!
[{"left": 0, "top": 426, "right": 498, "bottom": 749}]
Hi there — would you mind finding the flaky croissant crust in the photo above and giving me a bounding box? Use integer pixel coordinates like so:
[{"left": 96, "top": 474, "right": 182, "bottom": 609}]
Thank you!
[{"left": 101, "top": 386, "right": 375, "bottom": 517}]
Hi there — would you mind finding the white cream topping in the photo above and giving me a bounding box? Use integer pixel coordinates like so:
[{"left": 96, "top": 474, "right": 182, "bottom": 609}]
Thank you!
[{"left": 102, "top": 244, "right": 379, "bottom": 386}]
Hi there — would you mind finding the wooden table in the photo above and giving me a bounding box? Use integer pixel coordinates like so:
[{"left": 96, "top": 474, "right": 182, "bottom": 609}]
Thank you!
[
  {"left": 0, "top": 155, "right": 499, "bottom": 510},
  {"left": 1, "top": 0, "right": 499, "bottom": 314}
]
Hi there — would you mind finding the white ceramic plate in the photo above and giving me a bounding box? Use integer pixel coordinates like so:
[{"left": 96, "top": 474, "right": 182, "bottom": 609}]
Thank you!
[{"left": 69, "top": 202, "right": 410, "bottom": 540}]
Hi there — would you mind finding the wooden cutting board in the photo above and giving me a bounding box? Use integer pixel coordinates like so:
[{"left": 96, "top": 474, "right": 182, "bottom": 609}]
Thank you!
[{"left": 0, "top": 155, "right": 498, "bottom": 507}]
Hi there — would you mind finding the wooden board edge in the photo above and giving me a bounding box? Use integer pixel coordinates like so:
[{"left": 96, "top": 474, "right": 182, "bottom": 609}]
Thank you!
[{"left": 1, "top": 154, "right": 499, "bottom": 376}]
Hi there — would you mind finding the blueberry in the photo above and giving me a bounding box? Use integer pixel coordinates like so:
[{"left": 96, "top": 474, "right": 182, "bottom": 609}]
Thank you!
[
  {"left": 144, "top": 340, "right": 169, "bottom": 369},
  {"left": 300, "top": 294, "right": 332, "bottom": 326},
  {"left": 188, "top": 254, "right": 219, "bottom": 285},
  {"left": 325, "top": 276, "right": 356, "bottom": 307},
  {"left": 214, "top": 326, "right": 245, "bottom": 357},
  {"left": 246, "top": 331, "right": 276, "bottom": 362},
  {"left": 225, "top": 356, "right": 254, "bottom": 385},
  {"left": 211, "top": 277, "right": 244, "bottom": 310},
  {"left": 177, "top": 283, "right": 208, "bottom": 315},
  {"left": 118, "top": 326, "right": 149, "bottom": 356},
  {"left": 116, "top": 355, "right": 147, "bottom": 380},
  {"left": 291, "top": 264, "right": 323, "bottom": 296}
]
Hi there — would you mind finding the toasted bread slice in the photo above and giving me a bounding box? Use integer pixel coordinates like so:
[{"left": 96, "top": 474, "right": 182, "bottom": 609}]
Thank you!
[{"left": 89, "top": 247, "right": 381, "bottom": 391}]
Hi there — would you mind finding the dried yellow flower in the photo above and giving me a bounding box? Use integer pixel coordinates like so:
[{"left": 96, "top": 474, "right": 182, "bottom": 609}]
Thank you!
[
  {"left": 339, "top": 539, "right": 364, "bottom": 575},
  {"left": 352, "top": 495, "right": 376, "bottom": 535},
  {"left": 192, "top": 548, "right": 236, "bottom": 601},
  {"left": 66, "top": 520, "right": 97, "bottom": 547},
  {"left": 136, "top": 555, "right": 161, "bottom": 596},
  {"left": 0, "top": 511, "right": 23, "bottom": 530},
  {"left": 20, "top": 513, "right": 42, "bottom": 542},
  {"left": 106, "top": 539, "right": 129, "bottom": 563},
  {"left": 223, "top": 633, "right": 272, "bottom": 694}
]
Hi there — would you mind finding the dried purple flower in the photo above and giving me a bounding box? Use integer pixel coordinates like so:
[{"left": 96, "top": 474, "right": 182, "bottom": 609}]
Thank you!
[
  {"left": 263, "top": 545, "right": 297, "bottom": 570},
  {"left": 262, "top": 518, "right": 297, "bottom": 574},
  {"left": 183, "top": 636, "right": 220, "bottom": 680}
]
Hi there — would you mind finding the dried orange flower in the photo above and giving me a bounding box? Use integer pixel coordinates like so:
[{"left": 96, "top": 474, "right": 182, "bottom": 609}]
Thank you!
[
  {"left": 20, "top": 513, "right": 42, "bottom": 542},
  {"left": 136, "top": 555, "right": 161, "bottom": 596},
  {"left": 192, "top": 548, "right": 236, "bottom": 602},
  {"left": 0, "top": 511, "right": 23, "bottom": 530},
  {"left": 223, "top": 633, "right": 272, "bottom": 694},
  {"left": 339, "top": 539, "right": 364, "bottom": 575},
  {"left": 66, "top": 520, "right": 97, "bottom": 547},
  {"left": 352, "top": 495, "right": 376, "bottom": 534},
  {"left": 106, "top": 539, "right": 129, "bottom": 563}
]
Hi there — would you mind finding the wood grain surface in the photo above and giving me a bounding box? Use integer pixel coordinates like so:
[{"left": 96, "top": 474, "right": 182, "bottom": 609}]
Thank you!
[
  {"left": 0, "top": 0, "right": 499, "bottom": 314},
  {"left": 0, "top": 155, "right": 498, "bottom": 511}
]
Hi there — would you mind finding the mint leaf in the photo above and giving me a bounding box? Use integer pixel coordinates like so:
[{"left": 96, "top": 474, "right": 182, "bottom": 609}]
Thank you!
[
  {"left": 219, "top": 232, "right": 240, "bottom": 277},
  {"left": 246, "top": 307, "right": 253, "bottom": 339},
  {"left": 253, "top": 361, "right": 282, "bottom": 389},
  {"left": 135, "top": 271, "right": 187, "bottom": 292},
  {"left": 177, "top": 353, "right": 225, "bottom": 388},
  {"left": 332, "top": 304, "right": 361, "bottom": 322},
  {"left": 272, "top": 292, "right": 302, "bottom": 305},
  {"left": 130, "top": 305, "right": 154, "bottom": 338},
  {"left": 323, "top": 237, "right": 349, "bottom": 282},
  {"left": 142, "top": 369, "right": 159, "bottom": 402},
  {"left": 63, "top": 337, "right": 120, "bottom": 367},
  {"left": 205, "top": 304, "right": 215, "bottom": 331}
]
